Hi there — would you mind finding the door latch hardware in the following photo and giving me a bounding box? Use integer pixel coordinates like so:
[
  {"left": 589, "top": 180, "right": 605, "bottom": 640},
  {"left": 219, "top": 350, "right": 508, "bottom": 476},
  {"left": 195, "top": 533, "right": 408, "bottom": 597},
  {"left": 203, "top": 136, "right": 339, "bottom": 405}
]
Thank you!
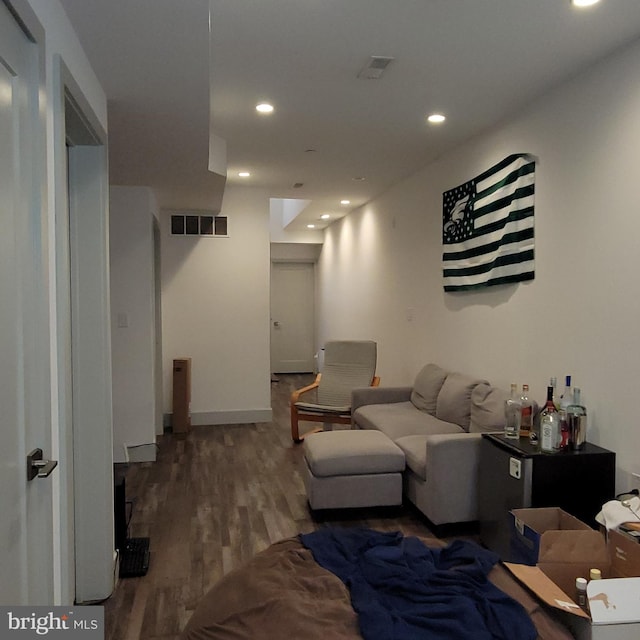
[{"left": 26, "top": 448, "right": 58, "bottom": 481}]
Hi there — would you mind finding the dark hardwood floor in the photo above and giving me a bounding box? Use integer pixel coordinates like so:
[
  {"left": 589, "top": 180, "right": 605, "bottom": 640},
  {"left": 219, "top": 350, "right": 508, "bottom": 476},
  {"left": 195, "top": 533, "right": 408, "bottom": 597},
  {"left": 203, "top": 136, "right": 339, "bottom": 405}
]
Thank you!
[{"left": 102, "top": 374, "right": 441, "bottom": 639}]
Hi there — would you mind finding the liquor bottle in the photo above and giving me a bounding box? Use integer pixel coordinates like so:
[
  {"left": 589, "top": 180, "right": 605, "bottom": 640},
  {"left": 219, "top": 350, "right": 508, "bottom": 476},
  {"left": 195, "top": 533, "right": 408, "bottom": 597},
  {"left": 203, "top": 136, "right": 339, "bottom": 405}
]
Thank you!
[
  {"left": 567, "top": 388, "right": 587, "bottom": 450},
  {"left": 504, "top": 383, "right": 521, "bottom": 440},
  {"left": 560, "top": 375, "right": 572, "bottom": 405},
  {"left": 558, "top": 375, "right": 572, "bottom": 451},
  {"left": 550, "top": 377, "right": 559, "bottom": 409},
  {"left": 540, "top": 385, "right": 561, "bottom": 453},
  {"left": 519, "top": 384, "right": 533, "bottom": 437}
]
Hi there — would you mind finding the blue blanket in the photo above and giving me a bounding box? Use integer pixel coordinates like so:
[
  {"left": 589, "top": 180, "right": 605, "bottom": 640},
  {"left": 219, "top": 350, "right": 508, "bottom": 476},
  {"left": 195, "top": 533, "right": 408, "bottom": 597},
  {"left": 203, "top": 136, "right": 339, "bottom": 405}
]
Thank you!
[{"left": 300, "top": 528, "right": 536, "bottom": 640}]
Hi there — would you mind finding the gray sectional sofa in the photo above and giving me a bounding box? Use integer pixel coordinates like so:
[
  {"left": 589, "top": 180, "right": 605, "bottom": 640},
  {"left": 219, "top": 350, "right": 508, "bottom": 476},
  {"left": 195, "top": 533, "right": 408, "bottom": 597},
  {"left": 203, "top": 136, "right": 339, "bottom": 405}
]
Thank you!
[{"left": 352, "top": 363, "right": 508, "bottom": 527}]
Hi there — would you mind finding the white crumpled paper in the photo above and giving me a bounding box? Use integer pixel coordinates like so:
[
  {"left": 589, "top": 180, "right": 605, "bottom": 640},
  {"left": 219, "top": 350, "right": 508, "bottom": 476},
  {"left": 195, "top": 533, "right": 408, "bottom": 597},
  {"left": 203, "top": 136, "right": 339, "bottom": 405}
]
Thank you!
[{"left": 596, "top": 495, "right": 640, "bottom": 530}]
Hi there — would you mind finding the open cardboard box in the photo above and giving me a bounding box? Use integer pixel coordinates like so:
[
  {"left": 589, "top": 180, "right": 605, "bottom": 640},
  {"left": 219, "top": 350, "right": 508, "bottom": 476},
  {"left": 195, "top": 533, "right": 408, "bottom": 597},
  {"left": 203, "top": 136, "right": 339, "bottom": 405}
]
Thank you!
[
  {"left": 509, "top": 507, "right": 594, "bottom": 565},
  {"left": 505, "top": 509, "right": 640, "bottom": 640}
]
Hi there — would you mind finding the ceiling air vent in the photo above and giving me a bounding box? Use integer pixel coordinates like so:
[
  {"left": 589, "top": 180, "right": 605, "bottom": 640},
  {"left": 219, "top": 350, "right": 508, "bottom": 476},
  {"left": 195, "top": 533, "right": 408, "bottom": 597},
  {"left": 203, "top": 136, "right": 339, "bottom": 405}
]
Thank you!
[{"left": 357, "top": 56, "right": 395, "bottom": 80}]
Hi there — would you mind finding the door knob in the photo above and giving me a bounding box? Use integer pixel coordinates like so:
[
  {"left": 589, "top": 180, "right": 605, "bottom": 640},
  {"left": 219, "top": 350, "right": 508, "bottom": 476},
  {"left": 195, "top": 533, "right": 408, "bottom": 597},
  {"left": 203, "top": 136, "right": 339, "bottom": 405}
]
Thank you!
[{"left": 26, "top": 448, "right": 58, "bottom": 481}]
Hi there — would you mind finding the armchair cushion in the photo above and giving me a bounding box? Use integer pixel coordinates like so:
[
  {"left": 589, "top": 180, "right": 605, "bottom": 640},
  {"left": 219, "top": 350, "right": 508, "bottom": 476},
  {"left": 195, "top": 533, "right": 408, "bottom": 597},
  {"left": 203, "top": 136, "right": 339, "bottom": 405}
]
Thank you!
[
  {"left": 435, "top": 371, "right": 487, "bottom": 430},
  {"left": 410, "top": 363, "right": 448, "bottom": 413},
  {"left": 469, "top": 383, "right": 509, "bottom": 433}
]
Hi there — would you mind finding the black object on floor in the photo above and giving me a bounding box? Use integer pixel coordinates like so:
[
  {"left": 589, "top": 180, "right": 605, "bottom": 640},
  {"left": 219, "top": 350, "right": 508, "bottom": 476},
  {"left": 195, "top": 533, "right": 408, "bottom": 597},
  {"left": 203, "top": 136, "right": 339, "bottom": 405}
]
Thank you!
[{"left": 119, "top": 537, "right": 150, "bottom": 578}]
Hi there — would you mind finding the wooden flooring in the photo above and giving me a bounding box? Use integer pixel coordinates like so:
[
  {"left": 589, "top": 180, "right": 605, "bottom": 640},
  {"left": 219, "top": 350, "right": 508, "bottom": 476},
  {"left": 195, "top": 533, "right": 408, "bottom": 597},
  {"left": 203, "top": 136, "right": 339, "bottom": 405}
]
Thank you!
[{"left": 102, "top": 374, "right": 441, "bottom": 639}]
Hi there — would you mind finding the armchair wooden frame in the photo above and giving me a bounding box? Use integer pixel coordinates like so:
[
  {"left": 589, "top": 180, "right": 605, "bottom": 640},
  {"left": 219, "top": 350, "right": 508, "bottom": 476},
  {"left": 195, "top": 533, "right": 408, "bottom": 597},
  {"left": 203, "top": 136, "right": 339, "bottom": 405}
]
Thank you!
[{"left": 290, "top": 373, "right": 380, "bottom": 443}]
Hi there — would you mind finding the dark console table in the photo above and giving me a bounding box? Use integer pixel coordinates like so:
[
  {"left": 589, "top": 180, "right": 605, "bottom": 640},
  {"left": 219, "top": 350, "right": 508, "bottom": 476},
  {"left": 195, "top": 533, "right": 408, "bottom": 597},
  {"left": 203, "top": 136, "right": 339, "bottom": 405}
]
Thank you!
[{"left": 478, "top": 433, "right": 615, "bottom": 561}]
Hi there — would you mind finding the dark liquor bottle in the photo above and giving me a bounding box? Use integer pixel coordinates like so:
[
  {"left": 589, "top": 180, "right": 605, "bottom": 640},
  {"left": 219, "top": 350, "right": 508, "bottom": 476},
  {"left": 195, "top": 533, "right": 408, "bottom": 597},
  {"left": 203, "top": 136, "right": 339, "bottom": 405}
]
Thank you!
[
  {"left": 540, "top": 385, "right": 561, "bottom": 453},
  {"left": 558, "top": 375, "right": 572, "bottom": 451}
]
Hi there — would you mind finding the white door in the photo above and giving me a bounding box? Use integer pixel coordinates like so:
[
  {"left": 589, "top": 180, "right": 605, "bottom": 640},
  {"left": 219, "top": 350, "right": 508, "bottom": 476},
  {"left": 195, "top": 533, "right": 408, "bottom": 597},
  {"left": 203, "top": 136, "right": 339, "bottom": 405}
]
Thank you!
[
  {"left": 0, "top": 2, "right": 54, "bottom": 604},
  {"left": 271, "top": 262, "right": 315, "bottom": 373}
]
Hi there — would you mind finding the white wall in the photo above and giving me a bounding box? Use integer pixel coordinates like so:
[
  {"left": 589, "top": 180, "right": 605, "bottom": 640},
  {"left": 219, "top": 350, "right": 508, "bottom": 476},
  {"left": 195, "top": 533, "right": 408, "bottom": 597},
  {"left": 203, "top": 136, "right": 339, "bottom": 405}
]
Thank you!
[
  {"left": 110, "top": 186, "right": 158, "bottom": 463},
  {"left": 161, "top": 187, "right": 272, "bottom": 425},
  {"left": 318, "top": 39, "right": 640, "bottom": 493}
]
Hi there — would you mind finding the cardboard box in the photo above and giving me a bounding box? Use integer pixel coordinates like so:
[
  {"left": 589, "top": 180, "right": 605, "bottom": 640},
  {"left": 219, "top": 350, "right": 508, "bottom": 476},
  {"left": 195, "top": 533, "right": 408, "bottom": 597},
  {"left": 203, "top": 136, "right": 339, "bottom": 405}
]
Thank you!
[
  {"left": 505, "top": 522, "right": 640, "bottom": 640},
  {"left": 510, "top": 507, "right": 594, "bottom": 565}
]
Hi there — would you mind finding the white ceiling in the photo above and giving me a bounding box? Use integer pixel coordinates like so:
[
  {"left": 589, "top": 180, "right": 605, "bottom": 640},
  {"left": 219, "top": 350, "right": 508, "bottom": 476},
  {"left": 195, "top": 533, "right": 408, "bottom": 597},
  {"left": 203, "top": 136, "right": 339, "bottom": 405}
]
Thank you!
[{"left": 58, "top": 0, "right": 640, "bottom": 231}]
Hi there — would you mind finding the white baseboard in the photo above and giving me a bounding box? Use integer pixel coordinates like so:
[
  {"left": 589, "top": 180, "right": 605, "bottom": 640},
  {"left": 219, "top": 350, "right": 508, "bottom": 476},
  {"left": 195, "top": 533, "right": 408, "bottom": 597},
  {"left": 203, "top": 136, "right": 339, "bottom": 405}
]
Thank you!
[
  {"left": 192, "top": 408, "right": 272, "bottom": 425},
  {"left": 164, "top": 408, "right": 272, "bottom": 428},
  {"left": 126, "top": 442, "right": 157, "bottom": 462}
]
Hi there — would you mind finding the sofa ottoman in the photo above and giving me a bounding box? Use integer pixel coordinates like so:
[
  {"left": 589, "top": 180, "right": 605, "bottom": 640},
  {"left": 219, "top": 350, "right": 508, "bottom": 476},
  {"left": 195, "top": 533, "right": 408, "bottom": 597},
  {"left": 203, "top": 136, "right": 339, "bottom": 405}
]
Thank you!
[{"left": 302, "top": 430, "right": 405, "bottom": 510}]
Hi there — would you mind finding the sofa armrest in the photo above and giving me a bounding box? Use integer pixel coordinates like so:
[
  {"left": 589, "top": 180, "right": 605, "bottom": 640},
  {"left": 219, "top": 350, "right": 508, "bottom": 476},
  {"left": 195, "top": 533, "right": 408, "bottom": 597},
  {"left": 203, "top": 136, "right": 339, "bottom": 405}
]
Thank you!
[
  {"left": 424, "top": 433, "right": 484, "bottom": 523},
  {"left": 351, "top": 386, "right": 413, "bottom": 415}
]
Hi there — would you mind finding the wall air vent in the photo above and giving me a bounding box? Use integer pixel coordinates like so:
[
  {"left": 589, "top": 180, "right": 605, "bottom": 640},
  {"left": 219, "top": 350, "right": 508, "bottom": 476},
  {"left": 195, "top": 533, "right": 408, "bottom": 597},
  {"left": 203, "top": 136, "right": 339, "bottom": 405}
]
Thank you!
[
  {"left": 171, "top": 213, "right": 228, "bottom": 237},
  {"left": 357, "top": 56, "right": 395, "bottom": 80}
]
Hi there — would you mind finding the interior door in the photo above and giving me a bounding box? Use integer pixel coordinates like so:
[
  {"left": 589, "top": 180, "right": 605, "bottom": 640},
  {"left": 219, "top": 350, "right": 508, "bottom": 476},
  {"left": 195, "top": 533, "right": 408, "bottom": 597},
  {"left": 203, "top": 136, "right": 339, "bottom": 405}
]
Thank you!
[
  {"left": 270, "top": 262, "right": 315, "bottom": 373},
  {"left": 0, "top": 1, "right": 55, "bottom": 604}
]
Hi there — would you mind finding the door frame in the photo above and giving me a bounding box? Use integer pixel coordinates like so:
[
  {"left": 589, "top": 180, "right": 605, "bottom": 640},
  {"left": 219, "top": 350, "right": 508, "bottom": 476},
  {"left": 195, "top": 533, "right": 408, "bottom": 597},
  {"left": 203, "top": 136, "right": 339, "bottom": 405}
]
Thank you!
[
  {"left": 270, "top": 260, "right": 316, "bottom": 373},
  {"left": 51, "top": 56, "right": 114, "bottom": 604}
]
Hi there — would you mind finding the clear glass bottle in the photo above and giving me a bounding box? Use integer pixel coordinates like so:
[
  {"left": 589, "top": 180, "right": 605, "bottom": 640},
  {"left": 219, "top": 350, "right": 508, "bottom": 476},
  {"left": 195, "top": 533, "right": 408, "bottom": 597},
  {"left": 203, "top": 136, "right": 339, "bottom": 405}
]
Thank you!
[
  {"left": 567, "top": 388, "right": 587, "bottom": 450},
  {"left": 540, "top": 385, "right": 561, "bottom": 453},
  {"left": 520, "top": 384, "right": 533, "bottom": 437},
  {"left": 504, "top": 383, "right": 521, "bottom": 440}
]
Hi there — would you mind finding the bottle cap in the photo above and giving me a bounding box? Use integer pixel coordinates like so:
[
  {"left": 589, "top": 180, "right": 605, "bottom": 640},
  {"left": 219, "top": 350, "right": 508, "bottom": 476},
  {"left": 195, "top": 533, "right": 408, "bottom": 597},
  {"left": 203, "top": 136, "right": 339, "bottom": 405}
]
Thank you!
[
  {"left": 576, "top": 577, "right": 587, "bottom": 589},
  {"left": 589, "top": 568, "right": 601, "bottom": 580}
]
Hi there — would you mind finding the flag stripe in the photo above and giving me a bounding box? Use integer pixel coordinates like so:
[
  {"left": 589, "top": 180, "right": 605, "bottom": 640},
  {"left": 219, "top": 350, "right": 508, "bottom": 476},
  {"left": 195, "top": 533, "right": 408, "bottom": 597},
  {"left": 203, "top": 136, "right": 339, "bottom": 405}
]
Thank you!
[
  {"left": 475, "top": 161, "right": 535, "bottom": 202},
  {"left": 444, "top": 270, "right": 535, "bottom": 292},
  {"left": 443, "top": 211, "right": 534, "bottom": 259},
  {"left": 443, "top": 248, "right": 535, "bottom": 278},
  {"left": 442, "top": 154, "right": 535, "bottom": 291},
  {"left": 444, "top": 230, "right": 534, "bottom": 266}
]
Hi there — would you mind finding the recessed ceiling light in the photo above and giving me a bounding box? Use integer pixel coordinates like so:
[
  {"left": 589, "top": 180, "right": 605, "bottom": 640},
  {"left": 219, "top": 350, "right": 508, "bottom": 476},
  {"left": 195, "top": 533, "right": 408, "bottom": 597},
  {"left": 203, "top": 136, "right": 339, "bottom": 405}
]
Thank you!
[
  {"left": 256, "top": 102, "right": 274, "bottom": 113},
  {"left": 321, "top": 214, "right": 330, "bottom": 220},
  {"left": 238, "top": 171, "right": 251, "bottom": 177},
  {"left": 307, "top": 224, "right": 316, "bottom": 229},
  {"left": 340, "top": 200, "right": 350, "bottom": 205},
  {"left": 571, "top": 0, "right": 600, "bottom": 7},
  {"left": 427, "top": 113, "right": 446, "bottom": 124}
]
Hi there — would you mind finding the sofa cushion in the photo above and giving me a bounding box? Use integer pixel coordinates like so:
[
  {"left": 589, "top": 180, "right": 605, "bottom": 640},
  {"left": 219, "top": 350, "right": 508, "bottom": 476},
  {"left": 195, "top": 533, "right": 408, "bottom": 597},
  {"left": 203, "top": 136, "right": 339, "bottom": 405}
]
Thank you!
[
  {"left": 435, "top": 371, "right": 488, "bottom": 430},
  {"left": 410, "top": 363, "right": 448, "bottom": 414},
  {"left": 394, "top": 435, "right": 429, "bottom": 480},
  {"left": 469, "top": 383, "right": 509, "bottom": 433},
  {"left": 354, "top": 401, "right": 463, "bottom": 441}
]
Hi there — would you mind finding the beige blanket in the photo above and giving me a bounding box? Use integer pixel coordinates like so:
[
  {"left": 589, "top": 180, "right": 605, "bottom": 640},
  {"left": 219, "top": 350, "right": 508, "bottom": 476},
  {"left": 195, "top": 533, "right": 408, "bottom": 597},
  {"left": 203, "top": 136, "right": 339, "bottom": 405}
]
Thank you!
[{"left": 181, "top": 537, "right": 573, "bottom": 640}]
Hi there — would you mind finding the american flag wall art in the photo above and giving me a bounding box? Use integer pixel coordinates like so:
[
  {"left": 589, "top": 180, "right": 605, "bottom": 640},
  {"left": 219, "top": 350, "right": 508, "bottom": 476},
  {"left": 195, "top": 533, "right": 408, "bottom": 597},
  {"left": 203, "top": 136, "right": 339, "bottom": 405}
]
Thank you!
[{"left": 442, "top": 154, "right": 535, "bottom": 292}]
